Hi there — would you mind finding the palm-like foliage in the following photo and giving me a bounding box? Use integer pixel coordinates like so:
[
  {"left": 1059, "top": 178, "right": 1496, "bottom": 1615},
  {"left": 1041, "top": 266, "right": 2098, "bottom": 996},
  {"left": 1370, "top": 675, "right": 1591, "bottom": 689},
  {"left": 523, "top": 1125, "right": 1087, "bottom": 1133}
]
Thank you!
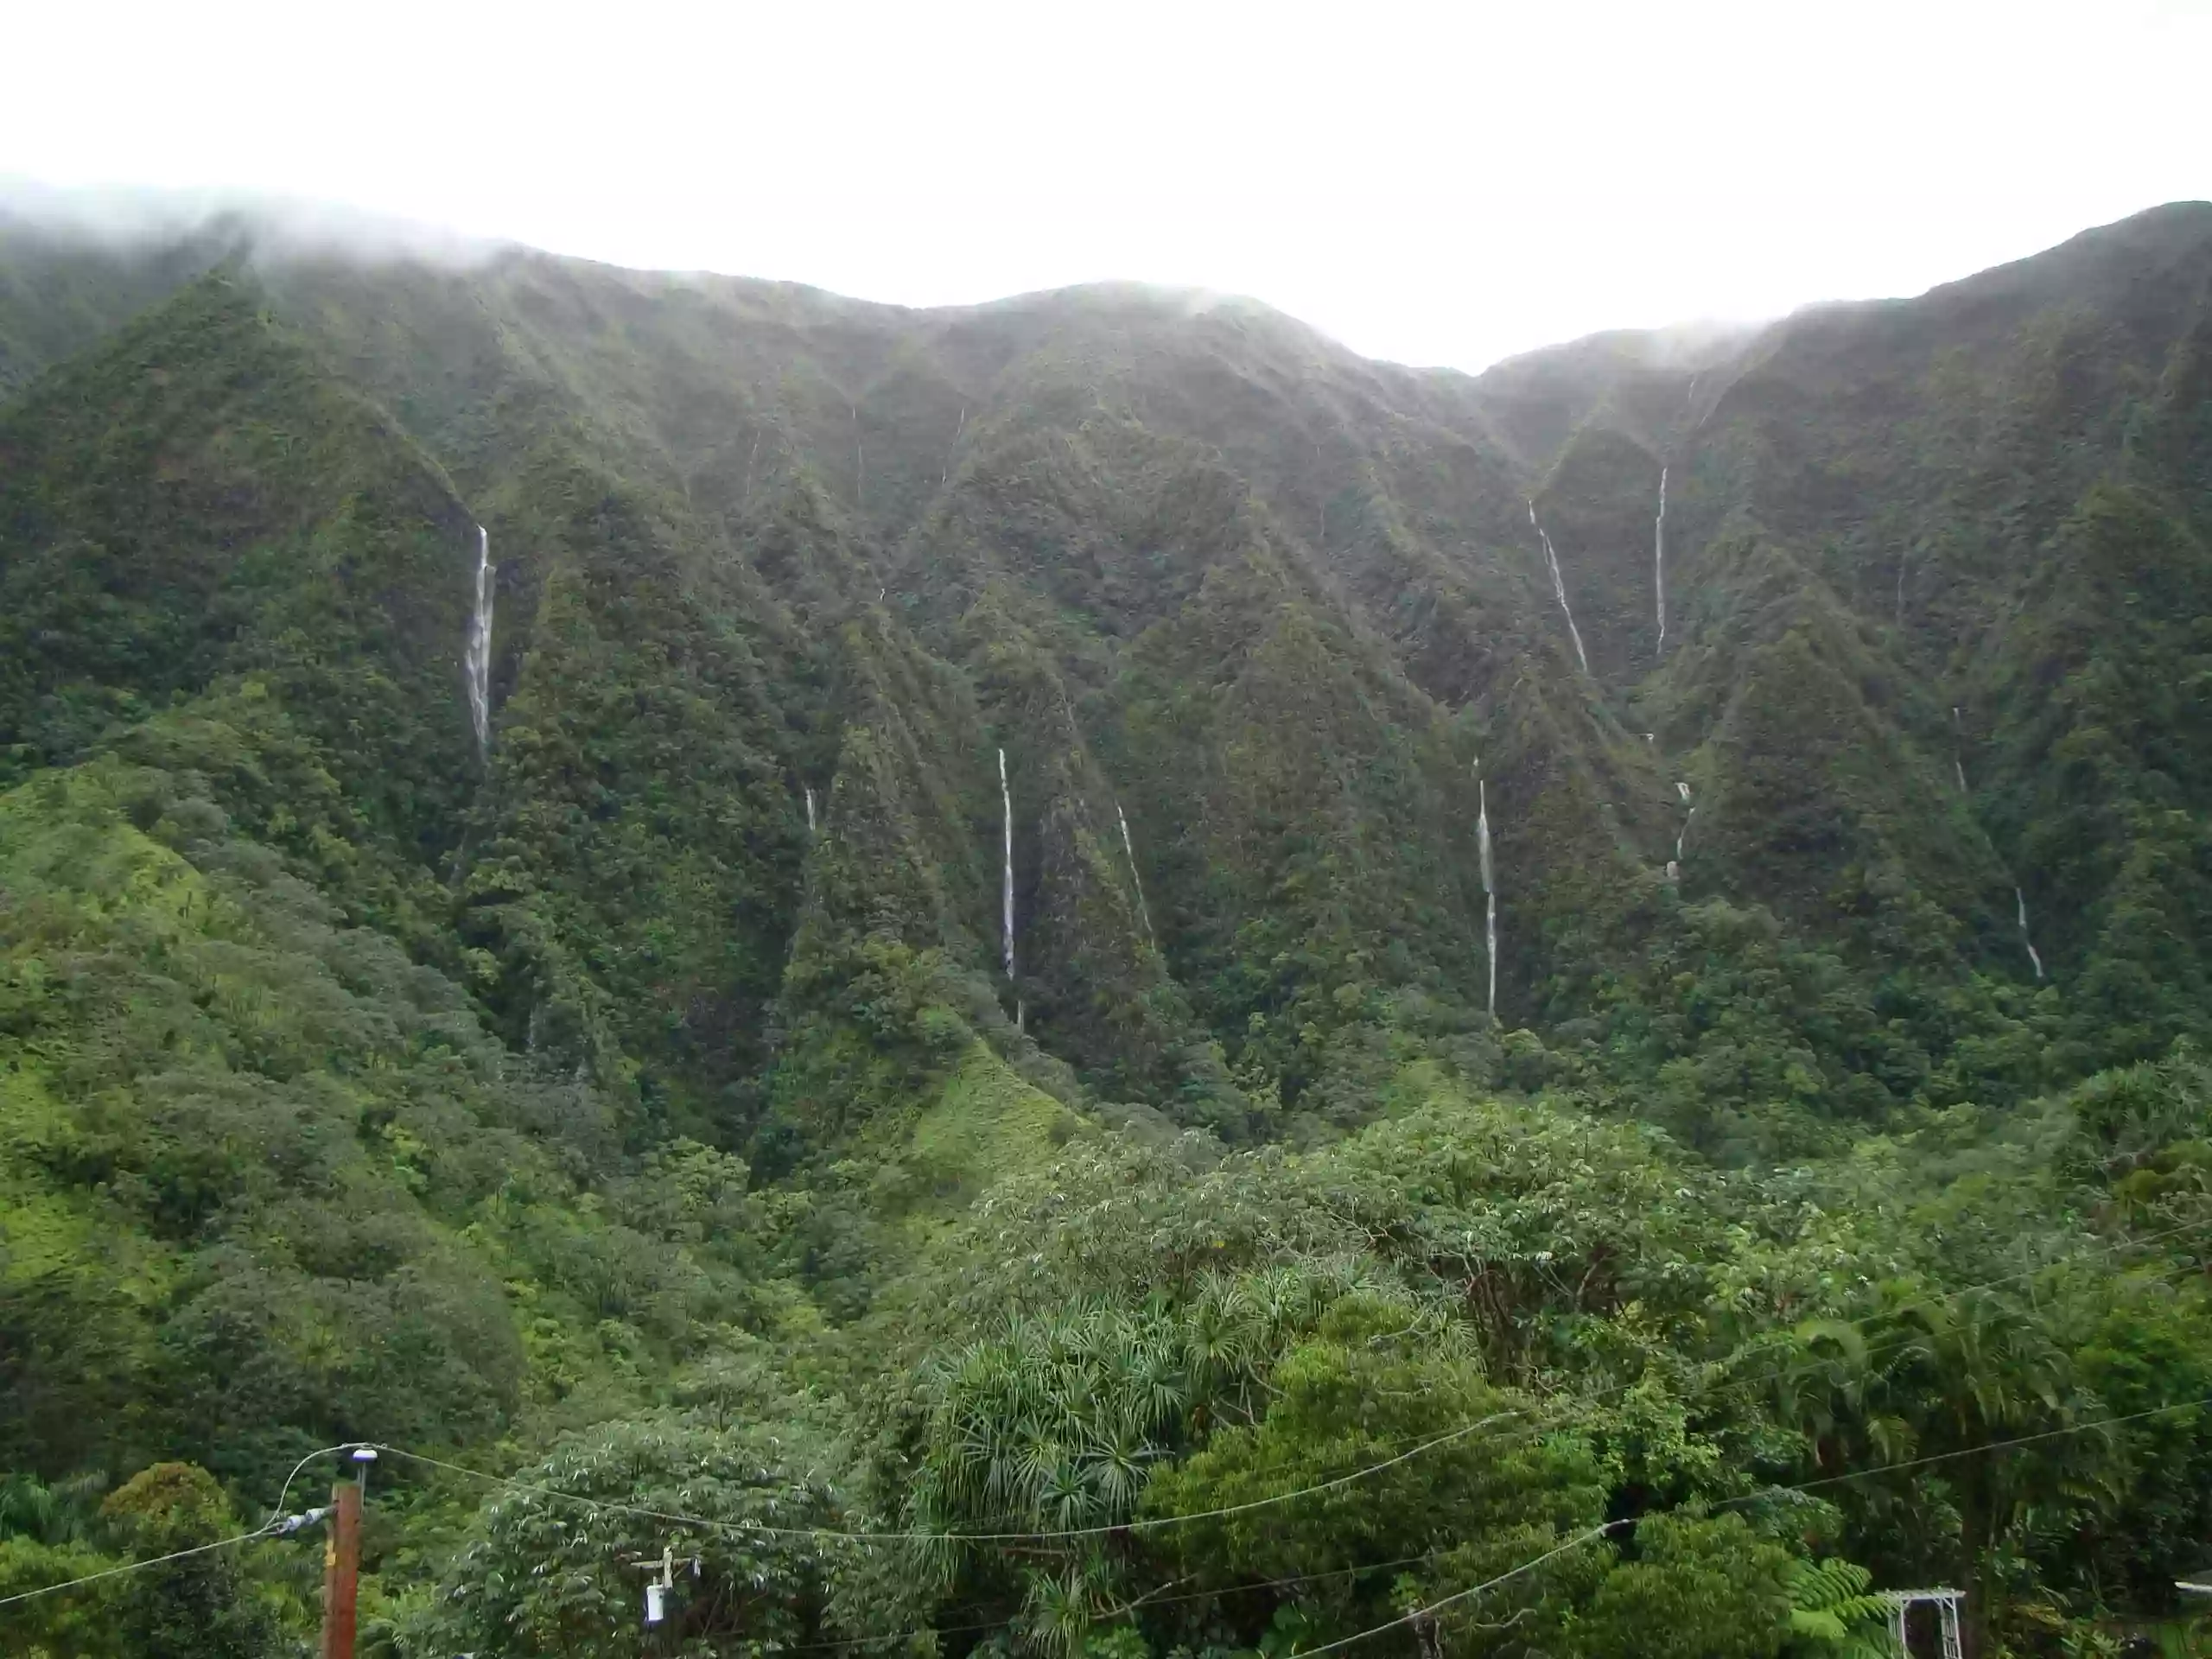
[
  {"left": 1014, "top": 1553, "right": 1119, "bottom": 1659},
  {"left": 908, "top": 1271, "right": 1389, "bottom": 1653},
  {"left": 1785, "top": 1558, "right": 1893, "bottom": 1658},
  {"left": 1764, "top": 1285, "right": 2122, "bottom": 1655},
  {"left": 0, "top": 1474, "right": 105, "bottom": 1547},
  {"left": 919, "top": 1305, "right": 1188, "bottom": 1537},
  {"left": 919, "top": 1273, "right": 1366, "bottom": 1542}
]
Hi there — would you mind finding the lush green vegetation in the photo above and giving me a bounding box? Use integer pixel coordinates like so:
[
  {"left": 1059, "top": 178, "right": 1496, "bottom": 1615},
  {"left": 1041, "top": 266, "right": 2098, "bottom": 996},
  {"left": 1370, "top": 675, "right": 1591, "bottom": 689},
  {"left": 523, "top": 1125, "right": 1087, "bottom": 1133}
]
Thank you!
[{"left": 2, "top": 200, "right": 2211, "bottom": 1657}]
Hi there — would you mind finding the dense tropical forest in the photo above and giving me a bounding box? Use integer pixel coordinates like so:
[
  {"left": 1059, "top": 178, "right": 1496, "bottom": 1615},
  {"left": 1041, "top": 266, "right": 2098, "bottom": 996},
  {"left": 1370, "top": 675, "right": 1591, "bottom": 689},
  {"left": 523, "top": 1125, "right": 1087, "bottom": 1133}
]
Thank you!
[{"left": 2, "top": 196, "right": 2211, "bottom": 1658}]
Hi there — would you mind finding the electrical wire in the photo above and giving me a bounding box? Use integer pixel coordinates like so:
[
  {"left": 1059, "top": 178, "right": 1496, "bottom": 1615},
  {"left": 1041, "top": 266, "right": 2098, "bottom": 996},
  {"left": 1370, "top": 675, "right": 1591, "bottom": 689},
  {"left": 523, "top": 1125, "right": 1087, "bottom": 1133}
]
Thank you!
[
  {"left": 6, "top": 1387, "right": 2202, "bottom": 1630},
  {"left": 773, "top": 1554, "right": 1444, "bottom": 1655},
  {"left": 0, "top": 1443, "right": 358, "bottom": 1611},
  {"left": 799, "top": 1389, "right": 2212, "bottom": 1656},
  {"left": 1230, "top": 1390, "right": 2212, "bottom": 1659},
  {"left": 1719, "top": 1392, "right": 2212, "bottom": 1503},
  {"left": 359, "top": 1214, "right": 2212, "bottom": 1548},
  {"left": 374, "top": 1416, "right": 1516, "bottom": 1544},
  {"left": 0, "top": 1527, "right": 278, "bottom": 1611},
  {"left": 3, "top": 1223, "right": 2198, "bottom": 1611},
  {"left": 350, "top": 1387, "right": 2212, "bottom": 1659},
  {"left": 1289, "top": 1523, "right": 1630, "bottom": 1658},
  {"left": 260, "top": 1443, "right": 359, "bottom": 1531}
]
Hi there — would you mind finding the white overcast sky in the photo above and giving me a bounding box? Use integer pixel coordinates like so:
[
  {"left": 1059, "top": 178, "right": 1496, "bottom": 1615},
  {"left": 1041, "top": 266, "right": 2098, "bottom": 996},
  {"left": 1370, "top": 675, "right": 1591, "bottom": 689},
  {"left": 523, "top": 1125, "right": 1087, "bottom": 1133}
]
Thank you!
[{"left": 5, "top": 0, "right": 2209, "bottom": 372}]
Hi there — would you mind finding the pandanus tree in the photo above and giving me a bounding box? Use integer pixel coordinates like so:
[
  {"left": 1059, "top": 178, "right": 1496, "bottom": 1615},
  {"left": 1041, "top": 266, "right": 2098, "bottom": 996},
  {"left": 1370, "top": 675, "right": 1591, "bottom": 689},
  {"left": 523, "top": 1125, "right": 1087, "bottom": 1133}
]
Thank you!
[
  {"left": 906, "top": 1268, "right": 1390, "bottom": 1657},
  {"left": 906, "top": 1297, "right": 1224, "bottom": 1656}
]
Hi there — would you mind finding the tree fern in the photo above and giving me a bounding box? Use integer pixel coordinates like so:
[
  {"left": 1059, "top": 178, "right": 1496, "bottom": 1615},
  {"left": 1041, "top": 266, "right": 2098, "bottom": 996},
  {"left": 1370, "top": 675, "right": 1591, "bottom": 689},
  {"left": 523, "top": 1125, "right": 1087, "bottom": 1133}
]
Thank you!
[{"left": 1786, "top": 1558, "right": 1893, "bottom": 1658}]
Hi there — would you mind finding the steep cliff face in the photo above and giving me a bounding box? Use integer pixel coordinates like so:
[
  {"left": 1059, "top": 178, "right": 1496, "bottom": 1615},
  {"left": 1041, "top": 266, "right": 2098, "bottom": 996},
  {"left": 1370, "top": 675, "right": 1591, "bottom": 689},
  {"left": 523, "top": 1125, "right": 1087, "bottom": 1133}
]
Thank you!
[{"left": 3, "top": 203, "right": 2209, "bottom": 1165}]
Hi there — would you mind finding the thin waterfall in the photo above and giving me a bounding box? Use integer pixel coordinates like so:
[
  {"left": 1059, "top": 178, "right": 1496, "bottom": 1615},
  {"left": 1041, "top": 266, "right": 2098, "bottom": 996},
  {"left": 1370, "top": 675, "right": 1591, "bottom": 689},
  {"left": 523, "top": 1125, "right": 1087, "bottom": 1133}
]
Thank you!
[
  {"left": 804, "top": 787, "right": 817, "bottom": 836},
  {"left": 1654, "top": 465, "right": 1669, "bottom": 654},
  {"left": 1676, "top": 781, "right": 1691, "bottom": 804},
  {"left": 943, "top": 405, "right": 966, "bottom": 486},
  {"left": 1952, "top": 706, "right": 1968, "bottom": 794},
  {"left": 1676, "top": 807, "right": 1696, "bottom": 862},
  {"left": 999, "top": 748, "right": 1015, "bottom": 984},
  {"left": 1528, "top": 499, "right": 1588, "bottom": 673},
  {"left": 1116, "top": 802, "right": 1156, "bottom": 950},
  {"left": 2016, "top": 887, "right": 2045, "bottom": 981},
  {"left": 852, "top": 404, "right": 864, "bottom": 508},
  {"left": 466, "top": 526, "right": 495, "bottom": 758},
  {"left": 1478, "top": 773, "right": 1497, "bottom": 1019}
]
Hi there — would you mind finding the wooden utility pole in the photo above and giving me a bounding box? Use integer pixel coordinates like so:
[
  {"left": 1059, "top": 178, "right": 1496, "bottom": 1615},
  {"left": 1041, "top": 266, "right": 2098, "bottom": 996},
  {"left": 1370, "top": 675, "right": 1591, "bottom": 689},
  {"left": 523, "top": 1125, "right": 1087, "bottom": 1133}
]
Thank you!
[{"left": 321, "top": 1479, "right": 361, "bottom": 1659}]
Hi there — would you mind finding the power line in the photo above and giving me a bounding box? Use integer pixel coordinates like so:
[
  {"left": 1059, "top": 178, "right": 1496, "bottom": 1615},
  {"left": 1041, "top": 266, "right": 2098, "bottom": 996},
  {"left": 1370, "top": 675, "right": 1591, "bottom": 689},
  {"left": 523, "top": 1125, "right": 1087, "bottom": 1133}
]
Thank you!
[
  {"left": 775, "top": 1553, "right": 1445, "bottom": 1655},
  {"left": 807, "top": 1389, "right": 2212, "bottom": 1658},
  {"left": 0, "top": 1444, "right": 357, "bottom": 1612},
  {"left": 1719, "top": 1392, "right": 2212, "bottom": 1504},
  {"left": 262, "top": 1444, "right": 359, "bottom": 1531},
  {"left": 0, "top": 1528, "right": 276, "bottom": 1611},
  {"left": 362, "top": 1216, "right": 2211, "bottom": 1551},
  {"left": 8, "top": 1387, "right": 2202, "bottom": 1635},
  {"left": 1290, "top": 1523, "right": 1630, "bottom": 1659},
  {"left": 1283, "top": 1391, "right": 2212, "bottom": 1659},
  {"left": 375, "top": 1417, "right": 1516, "bottom": 1545},
  {"left": 2, "top": 1223, "right": 2196, "bottom": 1611}
]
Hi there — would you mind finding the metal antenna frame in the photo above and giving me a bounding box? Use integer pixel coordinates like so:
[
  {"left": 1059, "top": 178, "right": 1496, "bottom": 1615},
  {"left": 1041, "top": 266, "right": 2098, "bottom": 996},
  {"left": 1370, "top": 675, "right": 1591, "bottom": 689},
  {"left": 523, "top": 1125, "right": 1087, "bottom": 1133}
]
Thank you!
[{"left": 1884, "top": 1589, "right": 1965, "bottom": 1659}]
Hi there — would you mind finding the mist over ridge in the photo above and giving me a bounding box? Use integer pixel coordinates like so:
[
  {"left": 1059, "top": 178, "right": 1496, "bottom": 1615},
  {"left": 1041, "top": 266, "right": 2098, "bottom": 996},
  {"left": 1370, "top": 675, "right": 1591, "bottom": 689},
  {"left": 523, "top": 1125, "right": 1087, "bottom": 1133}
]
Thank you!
[{"left": 16, "top": 177, "right": 2176, "bottom": 374}]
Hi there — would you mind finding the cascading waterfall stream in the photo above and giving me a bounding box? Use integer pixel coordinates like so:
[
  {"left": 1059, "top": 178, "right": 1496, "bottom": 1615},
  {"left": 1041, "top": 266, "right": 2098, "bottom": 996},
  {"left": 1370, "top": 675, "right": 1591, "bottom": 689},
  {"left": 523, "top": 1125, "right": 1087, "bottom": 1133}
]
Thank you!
[
  {"left": 1949, "top": 704, "right": 2042, "bottom": 982},
  {"left": 999, "top": 750, "right": 1016, "bottom": 1019},
  {"left": 804, "top": 787, "right": 817, "bottom": 836},
  {"left": 1477, "top": 772, "right": 1497, "bottom": 1019},
  {"left": 942, "top": 406, "right": 965, "bottom": 486},
  {"left": 466, "top": 526, "right": 495, "bottom": 759},
  {"left": 2016, "top": 887, "right": 2045, "bottom": 981},
  {"left": 1654, "top": 465, "right": 1669, "bottom": 654},
  {"left": 1116, "top": 802, "right": 1156, "bottom": 950},
  {"left": 1527, "top": 499, "right": 1589, "bottom": 673},
  {"left": 1674, "top": 780, "right": 1695, "bottom": 865}
]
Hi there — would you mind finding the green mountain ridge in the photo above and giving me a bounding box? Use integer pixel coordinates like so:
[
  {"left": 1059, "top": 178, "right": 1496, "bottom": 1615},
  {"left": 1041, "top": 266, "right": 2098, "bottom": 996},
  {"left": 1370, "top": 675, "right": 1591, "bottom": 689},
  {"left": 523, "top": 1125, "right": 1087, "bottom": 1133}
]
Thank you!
[{"left": 3, "top": 198, "right": 2211, "bottom": 1657}]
